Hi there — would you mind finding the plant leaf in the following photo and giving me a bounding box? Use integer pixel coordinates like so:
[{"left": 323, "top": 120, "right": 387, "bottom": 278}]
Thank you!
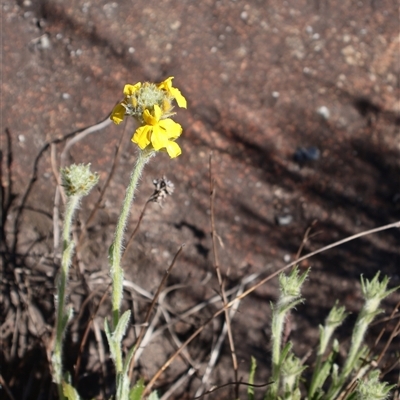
[{"left": 129, "top": 378, "right": 145, "bottom": 400}]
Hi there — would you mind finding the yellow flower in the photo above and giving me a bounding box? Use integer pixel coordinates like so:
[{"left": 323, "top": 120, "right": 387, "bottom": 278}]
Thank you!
[
  {"left": 132, "top": 105, "right": 182, "bottom": 158},
  {"left": 110, "top": 83, "right": 142, "bottom": 124},
  {"left": 158, "top": 77, "right": 187, "bottom": 109}
]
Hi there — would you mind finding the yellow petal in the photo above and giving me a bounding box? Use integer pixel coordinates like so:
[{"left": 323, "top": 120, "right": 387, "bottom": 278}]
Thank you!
[
  {"left": 157, "top": 77, "right": 174, "bottom": 91},
  {"left": 165, "top": 141, "right": 182, "bottom": 158},
  {"left": 158, "top": 77, "right": 187, "bottom": 108},
  {"left": 171, "top": 87, "right": 187, "bottom": 108},
  {"left": 150, "top": 124, "right": 169, "bottom": 151},
  {"left": 123, "top": 82, "right": 141, "bottom": 96},
  {"left": 158, "top": 119, "right": 182, "bottom": 139},
  {"left": 153, "top": 105, "right": 162, "bottom": 120},
  {"left": 132, "top": 125, "right": 152, "bottom": 149},
  {"left": 110, "top": 103, "right": 126, "bottom": 124},
  {"left": 142, "top": 105, "right": 162, "bottom": 126}
]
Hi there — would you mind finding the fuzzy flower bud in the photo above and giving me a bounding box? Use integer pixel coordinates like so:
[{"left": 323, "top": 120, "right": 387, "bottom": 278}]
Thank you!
[
  {"left": 277, "top": 266, "right": 309, "bottom": 312},
  {"left": 355, "top": 370, "right": 396, "bottom": 400},
  {"left": 60, "top": 163, "right": 99, "bottom": 197},
  {"left": 361, "top": 273, "right": 398, "bottom": 314},
  {"left": 319, "top": 301, "right": 348, "bottom": 355}
]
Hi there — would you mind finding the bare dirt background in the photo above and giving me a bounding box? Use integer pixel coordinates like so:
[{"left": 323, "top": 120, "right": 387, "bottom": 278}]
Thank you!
[{"left": 1, "top": 0, "right": 400, "bottom": 399}]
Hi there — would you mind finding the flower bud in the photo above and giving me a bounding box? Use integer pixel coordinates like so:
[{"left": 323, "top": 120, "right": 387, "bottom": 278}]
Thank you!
[{"left": 60, "top": 163, "right": 99, "bottom": 197}]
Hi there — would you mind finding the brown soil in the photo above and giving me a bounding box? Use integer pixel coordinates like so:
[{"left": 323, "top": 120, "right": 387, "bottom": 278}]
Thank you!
[{"left": 1, "top": 0, "right": 399, "bottom": 399}]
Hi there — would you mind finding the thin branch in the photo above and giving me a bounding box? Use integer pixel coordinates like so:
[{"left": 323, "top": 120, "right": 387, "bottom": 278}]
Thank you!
[
  {"left": 195, "top": 280, "right": 246, "bottom": 398},
  {"left": 159, "top": 367, "right": 197, "bottom": 400},
  {"left": 0, "top": 373, "right": 16, "bottom": 400},
  {"left": 122, "top": 199, "right": 150, "bottom": 261},
  {"left": 60, "top": 118, "right": 112, "bottom": 168},
  {"left": 74, "top": 285, "right": 111, "bottom": 383},
  {"left": 208, "top": 153, "right": 239, "bottom": 398},
  {"left": 193, "top": 379, "right": 273, "bottom": 399},
  {"left": 294, "top": 220, "right": 320, "bottom": 261},
  {"left": 78, "top": 127, "right": 126, "bottom": 245},
  {"left": 128, "top": 245, "right": 185, "bottom": 381}
]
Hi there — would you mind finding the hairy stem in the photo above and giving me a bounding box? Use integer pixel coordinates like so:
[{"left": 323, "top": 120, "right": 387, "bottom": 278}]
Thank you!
[
  {"left": 110, "top": 150, "right": 153, "bottom": 328},
  {"left": 53, "top": 194, "right": 80, "bottom": 397}
]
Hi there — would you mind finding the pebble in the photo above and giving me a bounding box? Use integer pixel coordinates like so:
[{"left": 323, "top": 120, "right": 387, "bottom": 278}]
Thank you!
[
  {"left": 240, "top": 11, "right": 248, "bottom": 20},
  {"left": 39, "top": 34, "right": 51, "bottom": 49},
  {"left": 275, "top": 214, "right": 293, "bottom": 226},
  {"left": 317, "top": 106, "right": 330, "bottom": 120},
  {"left": 283, "top": 254, "right": 291, "bottom": 263},
  {"left": 293, "top": 146, "right": 321, "bottom": 163}
]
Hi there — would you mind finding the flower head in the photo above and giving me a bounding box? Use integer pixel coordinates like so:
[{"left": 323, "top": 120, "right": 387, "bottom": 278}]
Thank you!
[
  {"left": 110, "top": 77, "right": 186, "bottom": 157},
  {"left": 132, "top": 105, "right": 182, "bottom": 158}
]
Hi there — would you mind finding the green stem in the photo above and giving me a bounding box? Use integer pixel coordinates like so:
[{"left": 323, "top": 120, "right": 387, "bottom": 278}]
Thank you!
[
  {"left": 327, "top": 321, "right": 368, "bottom": 399},
  {"left": 341, "top": 320, "right": 366, "bottom": 378},
  {"left": 53, "top": 195, "right": 80, "bottom": 397},
  {"left": 110, "top": 150, "right": 153, "bottom": 329},
  {"left": 268, "top": 308, "right": 284, "bottom": 399}
]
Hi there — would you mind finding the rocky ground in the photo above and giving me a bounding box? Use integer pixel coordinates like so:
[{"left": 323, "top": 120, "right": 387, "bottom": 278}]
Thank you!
[{"left": 1, "top": 0, "right": 399, "bottom": 399}]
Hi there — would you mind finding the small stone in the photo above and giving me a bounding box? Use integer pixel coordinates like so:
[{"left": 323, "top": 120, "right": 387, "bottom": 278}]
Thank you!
[
  {"left": 293, "top": 147, "right": 321, "bottom": 163},
  {"left": 317, "top": 106, "right": 330, "bottom": 120},
  {"left": 39, "top": 34, "right": 51, "bottom": 49},
  {"left": 18, "top": 134, "right": 26, "bottom": 143},
  {"left": 276, "top": 214, "right": 293, "bottom": 226},
  {"left": 343, "top": 34, "right": 351, "bottom": 43},
  {"left": 283, "top": 254, "right": 291, "bottom": 263},
  {"left": 240, "top": 11, "right": 248, "bottom": 20},
  {"left": 170, "top": 21, "right": 181, "bottom": 30}
]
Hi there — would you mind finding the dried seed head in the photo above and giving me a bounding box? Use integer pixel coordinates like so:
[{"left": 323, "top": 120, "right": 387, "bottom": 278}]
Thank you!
[{"left": 149, "top": 176, "right": 174, "bottom": 207}]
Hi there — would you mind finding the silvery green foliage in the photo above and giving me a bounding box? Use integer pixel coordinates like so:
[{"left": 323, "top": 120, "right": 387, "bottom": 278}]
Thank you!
[
  {"left": 259, "top": 271, "right": 398, "bottom": 400},
  {"left": 105, "top": 310, "right": 131, "bottom": 373},
  {"left": 354, "top": 370, "right": 396, "bottom": 400}
]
